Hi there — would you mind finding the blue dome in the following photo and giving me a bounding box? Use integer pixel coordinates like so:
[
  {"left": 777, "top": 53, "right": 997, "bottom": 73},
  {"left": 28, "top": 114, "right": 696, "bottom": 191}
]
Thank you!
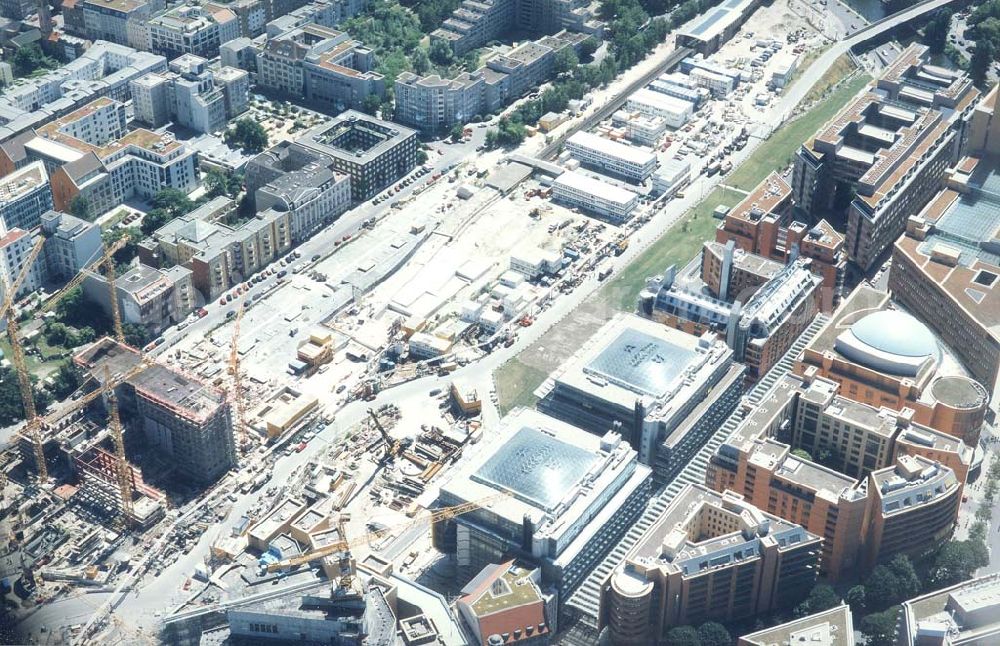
[{"left": 849, "top": 311, "right": 936, "bottom": 358}]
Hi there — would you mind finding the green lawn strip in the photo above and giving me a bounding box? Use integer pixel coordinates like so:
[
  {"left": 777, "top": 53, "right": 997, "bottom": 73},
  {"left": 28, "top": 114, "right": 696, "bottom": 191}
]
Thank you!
[{"left": 495, "top": 359, "right": 547, "bottom": 416}]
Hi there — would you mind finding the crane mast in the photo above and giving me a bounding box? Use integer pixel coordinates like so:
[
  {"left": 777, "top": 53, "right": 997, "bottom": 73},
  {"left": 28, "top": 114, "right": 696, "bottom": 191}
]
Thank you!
[
  {"left": 228, "top": 299, "right": 248, "bottom": 457},
  {"left": 103, "top": 366, "right": 134, "bottom": 525}
]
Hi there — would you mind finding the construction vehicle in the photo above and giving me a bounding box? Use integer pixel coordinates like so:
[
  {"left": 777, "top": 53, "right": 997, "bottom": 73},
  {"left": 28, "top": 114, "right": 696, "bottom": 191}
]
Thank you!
[
  {"left": 266, "top": 491, "right": 510, "bottom": 573},
  {"left": 614, "top": 237, "right": 629, "bottom": 256},
  {"left": 366, "top": 408, "right": 410, "bottom": 463}
]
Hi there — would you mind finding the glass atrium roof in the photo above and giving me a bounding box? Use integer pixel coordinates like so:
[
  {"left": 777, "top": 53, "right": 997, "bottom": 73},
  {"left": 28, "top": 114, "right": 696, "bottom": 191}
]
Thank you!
[
  {"left": 472, "top": 427, "right": 597, "bottom": 512},
  {"left": 584, "top": 329, "right": 697, "bottom": 398}
]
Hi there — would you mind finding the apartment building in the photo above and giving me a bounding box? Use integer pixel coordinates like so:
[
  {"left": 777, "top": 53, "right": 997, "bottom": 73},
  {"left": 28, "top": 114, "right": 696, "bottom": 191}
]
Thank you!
[
  {"left": 206, "top": 0, "right": 268, "bottom": 37},
  {"left": 551, "top": 170, "right": 638, "bottom": 223},
  {"left": 792, "top": 44, "right": 979, "bottom": 272},
  {"left": 0, "top": 227, "right": 45, "bottom": 300},
  {"left": 0, "top": 42, "right": 166, "bottom": 148},
  {"left": 715, "top": 172, "right": 846, "bottom": 311},
  {"left": 394, "top": 30, "right": 587, "bottom": 133},
  {"left": 256, "top": 24, "right": 384, "bottom": 112},
  {"left": 39, "top": 209, "right": 103, "bottom": 281},
  {"left": 602, "top": 484, "right": 820, "bottom": 644},
  {"left": 430, "top": 0, "right": 600, "bottom": 56},
  {"left": 137, "top": 196, "right": 293, "bottom": 301},
  {"left": 795, "top": 285, "right": 990, "bottom": 445},
  {"left": 245, "top": 140, "right": 351, "bottom": 240},
  {"left": 18, "top": 98, "right": 198, "bottom": 218},
  {"left": 890, "top": 154, "right": 1000, "bottom": 405},
  {"left": 0, "top": 161, "right": 53, "bottom": 232},
  {"left": 292, "top": 111, "right": 417, "bottom": 201},
  {"left": 63, "top": 0, "right": 164, "bottom": 48},
  {"left": 147, "top": 3, "right": 240, "bottom": 59},
  {"left": 706, "top": 371, "right": 968, "bottom": 579},
  {"left": 82, "top": 263, "right": 196, "bottom": 334},
  {"left": 265, "top": 0, "right": 367, "bottom": 36},
  {"left": 564, "top": 131, "right": 657, "bottom": 183},
  {"left": 131, "top": 54, "right": 249, "bottom": 134}
]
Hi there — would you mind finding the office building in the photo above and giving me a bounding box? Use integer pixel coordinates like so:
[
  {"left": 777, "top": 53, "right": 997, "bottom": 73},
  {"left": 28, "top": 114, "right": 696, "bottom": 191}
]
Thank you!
[
  {"left": 890, "top": 154, "right": 1000, "bottom": 404},
  {"left": 456, "top": 561, "right": 554, "bottom": 646},
  {"left": 39, "top": 209, "right": 103, "bottom": 281},
  {"left": 792, "top": 44, "right": 979, "bottom": 272},
  {"left": 73, "top": 338, "right": 236, "bottom": 485},
  {"left": 0, "top": 161, "right": 52, "bottom": 232},
  {"left": 564, "top": 131, "right": 657, "bottom": 183},
  {"left": 292, "top": 111, "right": 417, "bottom": 201},
  {"left": 602, "top": 484, "right": 821, "bottom": 644},
  {"left": 715, "top": 172, "right": 846, "bottom": 311},
  {"left": 436, "top": 408, "right": 651, "bottom": 596},
  {"left": 612, "top": 111, "right": 669, "bottom": 147},
  {"left": 131, "top": 54, "right": 249, "bottom": 134},
  {"left": 625, "top": 88, "right": 693, "bottom": 129},
  {"left": 0, "top": 42, "right": 166, "bottom": 148},
  {"left": 679, "top": 57, "right": 741, "bottom": 96},
  {"left": 649, "top": 72, "right": 708, "bottom": 107},
  {"left": 551, "top": 171, "right": 638, "bottom": 223},
  {"left": 21, "top": 98, "right": 198, "bottom": 218},
  {"left": 794, "top": 285, "right": 990, "bottom": 445},
  {"left": 265, "top": 0, "right": 368, "bottom": 36},
  {"left": 255, "top": 23, "right": 384, "bottom": 112},
  {"left": 537, "top": 313, "right": 744, "bottom": 477},
  {"left": 898, "top": 573, "right": 1000, "bottom": 646},
  {"left": 245, "top": 140, "right": 352, "bottom": 240},
  {"left": 147, "top": 3, "right": 240, "bottom": 59},
  {"left": 739, "top": 605, "right": 854, "bottom": 646},
  {"left": 81, "top": 263, "right": 196, "bottom": 334},
  {"left": 706, "top": 370, "right": 966, "bottom": 579},
  {"left": 676, "top": 0, "right": 760, "bottom": 55},
  {"left": 220, "top": 36, "right": 259, "bottom": 71}
]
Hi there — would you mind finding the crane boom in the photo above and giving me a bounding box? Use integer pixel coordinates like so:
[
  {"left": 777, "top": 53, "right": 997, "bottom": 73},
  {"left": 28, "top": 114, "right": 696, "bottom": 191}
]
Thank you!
[
  {"left": 367, "top": 408, "right": 395, "bottom": 452},
  {"left": 267, "top": 492, "right": 510, "bottom": 572},
  {"left": 104, "top": 252, "right": 124, "bottom": 343},
  {"left": 228, "top": 299, "right": 247, "bottom": 458}
]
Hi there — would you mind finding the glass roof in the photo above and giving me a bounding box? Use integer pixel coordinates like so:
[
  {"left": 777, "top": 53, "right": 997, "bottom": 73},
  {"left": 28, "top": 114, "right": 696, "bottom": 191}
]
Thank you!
[
  {"left": 584, "top": 329, "right": 697, "bottom": 398},
  {"left": 472, "top": 427, "right": 597, "bottom": 512}
]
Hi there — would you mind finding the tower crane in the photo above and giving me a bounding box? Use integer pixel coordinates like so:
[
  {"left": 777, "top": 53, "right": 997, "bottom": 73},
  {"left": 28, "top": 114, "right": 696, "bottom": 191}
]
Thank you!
[
  {"left": 266, "top": 491, "right": 511, "bottom": 573},
  {"left": 103, "top": 366, "right": 133, "bottom": 526},
  {"left": 228, "top": 298, "right": 248, "bottom": 457},
  {"left": 0, "top": 237, "right": 48, "bottom": 480},
  {"left": 103, "top": 248, "right": 125, "bottom": 343},
  {"left": 367, "top": 407, "right": 410, "bottom": 463}
]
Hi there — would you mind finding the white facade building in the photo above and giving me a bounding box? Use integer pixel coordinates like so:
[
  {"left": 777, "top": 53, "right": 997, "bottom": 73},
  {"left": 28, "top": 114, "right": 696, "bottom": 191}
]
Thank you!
[
  {"left": 564, "top": 131, "right": 657, "bottom": 183},
  {"left": 626, "top": 88, "right": 694, "bottom": 129},
  {"left": 552, "top": 170, "right": 638, "bottom": 223}
]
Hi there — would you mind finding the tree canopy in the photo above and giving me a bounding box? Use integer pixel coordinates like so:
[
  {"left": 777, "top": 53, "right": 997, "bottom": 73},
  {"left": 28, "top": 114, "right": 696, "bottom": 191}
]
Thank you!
[
  {"left": 11, "top": 44, "right": 58, "bottom": 78},
  {"left": 224, "top": 118, "right": 269, "bottom": 153}
]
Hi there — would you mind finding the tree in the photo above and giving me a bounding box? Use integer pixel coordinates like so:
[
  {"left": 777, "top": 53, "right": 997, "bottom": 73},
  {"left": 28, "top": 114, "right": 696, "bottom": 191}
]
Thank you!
[
  {"left": 429, "top": 38, "right": 454, "bottom": 66},
  {"left": 860, "top": 607, "right": 900, "bottom": 646},
  {"left": 416, "top": 149, "right": 428, "bottom": 165},
  {"left": 204, "top": 168, "right": 243, "bottom": 199},
  {"left": 665, "top": 626, "right": 701, "bottom": 646},
  {"left": 791, "top": 448, "right": 812, "bottom": 460},
  {"left": 123, "top": 322, "right": 149, "bottom": 349},
  {"left": 696, "top": 622, "right": 731, "bottom": 646},
  {"left": 69, "top": 195, "right": 93, "bottom": 221},
  {"left": 152, "top": 188, "right": 194, "bottom": 216},
  {"left": 579, "top": 37, "right": 599, "bottom": 61},
  {"left": 846, "top": 585, "right": 866, "bottom": 613},
  {"left": 48, "top": 362, "right": 82, "bottom": 399},
  {"left": 449, "top": 123, "right": 465, "bottom": 142},
  {"left": 361, "top": 93, "right": 382, "bottom": 116},
  {"left": 930, "top": 539, "right": 989, "bottom": 587},
  {"left": 795, "top": 584, "right": 840, "bottom": 617},
  {"left": 888, "top": 554, "right": 921, "bottom": 601},
  {"left": 924, "top": 9, "right": 953, "bottom": 54},
  {"left": 0, "top": 366, "right": 51, "bottom": 427},
  {"left": 140, "top": 208, "right": 172, "bottom": 236},
  {"left": 12, "top": 44, "right": 57, "bottom": 77},
  {"left": 970, "top": 40, "right": 994, "bottom": 87},
  {"left": 411, "top": 46, "right": 431, "bottom": 75},
  {"left": 224, "top": 117, "right": 268, "bottom": 153},
  {"left": 554, "top": 47, "right": 580, "bottom": 75}
]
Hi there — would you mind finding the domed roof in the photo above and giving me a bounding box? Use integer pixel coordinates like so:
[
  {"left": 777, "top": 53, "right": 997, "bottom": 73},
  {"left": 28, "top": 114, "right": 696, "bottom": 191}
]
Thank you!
[
  {"left": 834, "top": 310, "right": 938, "bottom": 377},
  {"left": 849, "top": 311, "right": 937, "bottom": 358}
]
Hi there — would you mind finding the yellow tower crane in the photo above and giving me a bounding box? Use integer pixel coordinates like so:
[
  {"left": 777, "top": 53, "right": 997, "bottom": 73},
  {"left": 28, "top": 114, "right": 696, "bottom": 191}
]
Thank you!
[
  {"left": 103, "top": 249, "right": 125, "bottom": 343},
  {"left": 228, "top": 298, "right": 248, "bottom": 457},
  {"left": 103, "top": 366, "right": 133, "bottom": 526},
  {"left": 1, "top": 237, "right": 48, "bottom": 481}
]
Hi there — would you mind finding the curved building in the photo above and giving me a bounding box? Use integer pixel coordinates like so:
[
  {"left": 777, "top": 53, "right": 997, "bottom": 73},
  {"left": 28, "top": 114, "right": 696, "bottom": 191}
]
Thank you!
[{"left": 834, "top": 310, "right": 939, "bottom": 377}]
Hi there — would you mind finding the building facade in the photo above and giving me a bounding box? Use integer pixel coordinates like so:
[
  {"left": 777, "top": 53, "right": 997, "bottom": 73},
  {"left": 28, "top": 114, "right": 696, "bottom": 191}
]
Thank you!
[
  {"left": 147, "top": 3, "right": 240, "bottom": 59},
  {"left": 0, "top": 161, "right": 53, "bottom": 232}
]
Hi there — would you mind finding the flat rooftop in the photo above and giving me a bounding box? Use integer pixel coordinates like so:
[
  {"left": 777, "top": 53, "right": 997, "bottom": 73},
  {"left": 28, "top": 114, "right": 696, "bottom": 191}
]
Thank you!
[
  {"left": 740, "top": 605, "right": 854, "bottom": 646},
  {"left": 0, "top": 160, "right": 47, "bottom": 204},
  {"left": 297, "top": 110, "right": 415, "bottom": 164},
  {"left": 553, "top": 170, "right": 638, "bottom": 207},
  {"left": 566, "top": 131, "right": 657, "bottom": 167}
]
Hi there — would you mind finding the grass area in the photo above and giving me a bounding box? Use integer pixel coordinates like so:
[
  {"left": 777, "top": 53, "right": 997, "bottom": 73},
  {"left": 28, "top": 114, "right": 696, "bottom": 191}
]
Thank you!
[
  {"left": 802, "top": 55, "right": 860, "bottom": 106},
  {"left": 494, "top": 359, "right": 547, "bottom": 416},
  {"left": 100, "top": 209, "right": 130, "bottom": 232},
  {"left": 0, "top": 337, "right": 61, "bottom": 377}
]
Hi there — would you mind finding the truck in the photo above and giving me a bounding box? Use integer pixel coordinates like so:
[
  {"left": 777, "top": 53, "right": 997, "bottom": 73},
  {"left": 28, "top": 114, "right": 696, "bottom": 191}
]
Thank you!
[{"left": 598, "top": 260, "right": 614, "bottom": 281}]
